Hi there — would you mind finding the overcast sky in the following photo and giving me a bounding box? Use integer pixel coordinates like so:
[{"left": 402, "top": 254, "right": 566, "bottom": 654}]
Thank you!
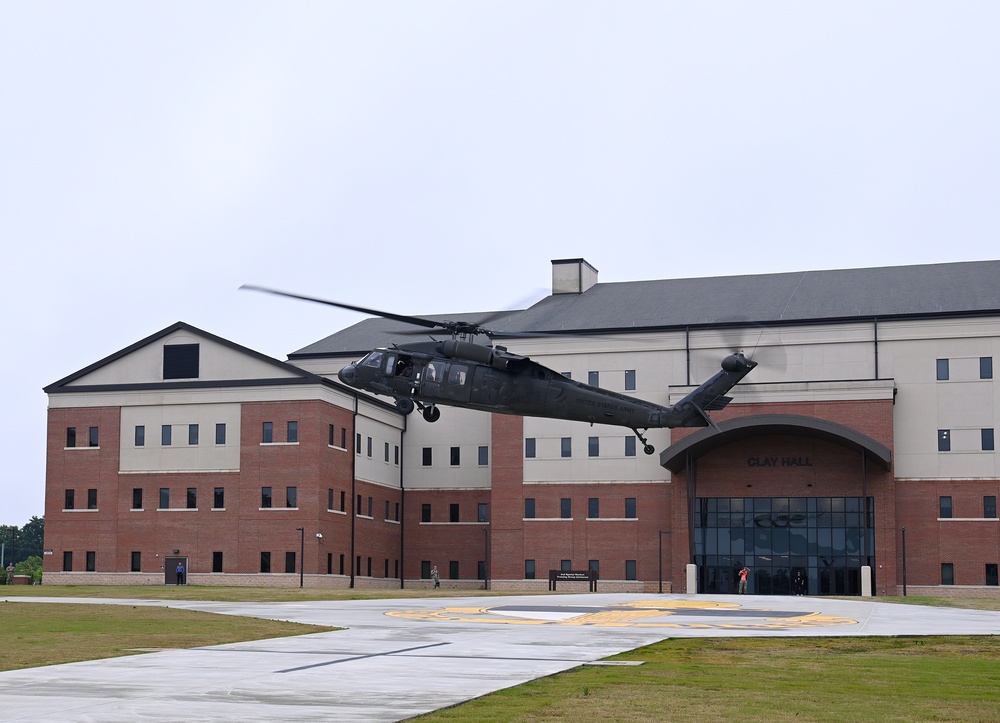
[{"left": 2, "top": 3, "right": 999, "bottom": 525}]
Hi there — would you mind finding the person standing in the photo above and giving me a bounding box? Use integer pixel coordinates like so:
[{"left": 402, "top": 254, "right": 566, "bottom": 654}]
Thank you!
[
  {"left": 175, "top": 561, "right": 185, "bottom": 585},
  {"left": 431, "top": 565, "right": 440, "bottom": 588},
  {"left": 738, "top": 566, "right": 749, "bottom": 594}
]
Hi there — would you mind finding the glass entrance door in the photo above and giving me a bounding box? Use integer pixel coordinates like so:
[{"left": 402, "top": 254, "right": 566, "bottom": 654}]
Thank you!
[{"left": 694, "top": 496, "right": 874, "bottom": 596}]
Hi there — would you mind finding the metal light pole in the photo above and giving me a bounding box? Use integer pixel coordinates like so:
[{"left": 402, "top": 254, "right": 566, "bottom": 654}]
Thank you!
[
  {"left": 483, "top": 526, "right": 490, "bottom": 591},
  {"left": 901, "top": 526, "right": 907, "bottom": 597},
  {"left": 658, "top": 530, "right": 671, "bottom": 594},
  {"left": 296, "top": 527, "right": 305, "bottom": 588}
]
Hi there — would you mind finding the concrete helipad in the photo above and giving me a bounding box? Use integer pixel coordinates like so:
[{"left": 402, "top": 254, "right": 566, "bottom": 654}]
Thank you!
[{"left": 2, "top": 593, "right": 999, "bottom": 721}]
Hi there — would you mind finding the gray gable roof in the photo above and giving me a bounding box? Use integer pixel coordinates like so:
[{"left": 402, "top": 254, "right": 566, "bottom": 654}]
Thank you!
[{"left": 290, "top": 260, "right": 1000, "bottom": 358}]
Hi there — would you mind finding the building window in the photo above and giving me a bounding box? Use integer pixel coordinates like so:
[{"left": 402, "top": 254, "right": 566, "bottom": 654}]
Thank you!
[
  {"left": 449, "top": 560, "right": 459, "bottom": 580},
  {"left": 287, "top": 421, "right": 298, "bottom": 443},
  {"left": 987, "top": 564, "right": 999, "bottom": 586},
  {"left": 385, "top": 500, "right": 391, "bottom": 520},
  {"left": 163, "top": 343, "right": 199, "bottom": 379},
  {"left": 625, "top": 369, "right": 636, "bottom": 391},
  {"left": 367, "top": 496, "right": 373, "bottom": 517},
  {"left": 367, "top": 437, "right": 373, "bottom": 457},
  {"left": 161, "top": 425, "right": 172, "bottom": 446},
  {"left": 525, "top": 559, "right": 536, "bottom": 579},
  {"left": 85, "top": 551, "right": 96, "bottom": 572},
  {"left": 262, "top": 422, "right": 273, "bottom": 443},
  {"left": 560, "top": 559, "right": 572, "bottom": 572},
  {"left": 216, "top": 423, "right": 226, "bottom": 445},
  {"left": 329, "top": 424, "right": 336, "bottom": 446},
  {"left": 159, "top": 488, "right": 170, "bottom": 509},
  {"left": 625, "top": 559, "right": 637, "bottom": 580},
  {"left": 450, "top": 447, "right": 461, "bottom": 466},
  {"left": 477, "top": 560, "right": 487, "bottom": 580},
  {"left": 339, "top": 554, "right": 345, "bottom": 575},
  {"left": 213, "top": 551, "right": 223, "bottom": 573},
  {"left": 357, "top": 494, "right": 363, "bottom": 515},
  {"left": 342, "top": 428, "right": 348, "bottom": 449},
  {"left": 421, "top": 560, "right": 431, "bottom": 579},
  {"left": 66, "top": 427, "right": 76, "bottom": 448},
  {"left": 985, "top": 496, "right": 997, "bottom": 519},
  {"left": 64, "top": 489, "right": 74, "bottom": 510},
  {"left": 938, "top": 429, "right": 951, "bottom": 452},
  {"left": 588, "top": 371, "right": 599, "bottom": 386},
  {"left": 561, "top": 438, "right": 572, "bottom": 458},
  {"left": 260, "top": 552, "right": 271, "bottom": 573},
  {"left": 89, "top": 427, "right": 99, "bottom": 447},
  {"left": 328, "top": 489, "right": 334, "bottom": 511},
  {"left": 478, "top": 503, "right": 489, "bottom": 522},
  {"left": 525, "top": 438, "right": 536, "bottom": 458},
  {"left": 941, "top": 562, "right": 954, "bottom": 585},
  {"left": 983, "top": 429, "right": 995, "bottom": 451},
  {"left": 62, "top": 551, "right": 72, "bottom": 571},
  {"left": 588, "top": 498, "right": 599, "bottom": 518},
  {"left": 524, "top": 498, "right": 536, "bottom": 518},
  {"left": 422, "top": 447, "right": 433, "bottom": 466},
  {"left": 188, "top": 424, "right": 199, "bottom": 446},
  {"left": 213, "top": 487, "right": 225, "bottom": 509},
  {"left": 625, "top": 436, "right": 636, "bottom": 457},
  {"left": 478, "top": 446, "right": 489, "bottom": 466},
  {"left": 936, "top": 358, "right": 950, "bottom": 380},
  {"left": 450, "top": 503, "right": 460, "bottom": 523},
  {"left": 286, "top": 486, "right": 297, "bottom": 508},
  {"left": 261, "top": 487, "right": 272, "bottom": 509},
  {"left": 285, "top": 551, "right": 296, "bottom": 574},
  {"left": 132, "top": 488, "right": 143, "bottom": 510},
  {"left": 187, "top": 488, "right": 197, "bottom": 509},
  {"left": 588, "top": 437, "right": 599, "bottom": 457},
  {"left": 394, "top": 445, "right": 400, "bottom": 465},
  {"left": 135, "top": 425, "right": 145, "bottom": 447},
  {"left": 982, "top": 357, "right": 994, "bottom": 380},
  {"left": 939, "top": 496, "right": 953, "bottom": 519},
  {"left": 589, "top": 560, "right": 600, "bottom": 577},
  {"left": 86, "top": 489, "right": 97, "bottom": 510},
  {"left": 340, "top": 490, "right": 346, "bottom": 512},
  {"left": 625, "top": 497, "right": 637, "bottom": 518},
  {"left": 560, "top": 498, "right": 572, "bottom": 519},
  {"left": 384, "top": 442, "right": 390, "bottom": 462},
  {"left": 355, "top": 433, "right": 362, "bottom": 454},
  {"left": 130, "top": 551, "right": 141, "bottom": 572}
]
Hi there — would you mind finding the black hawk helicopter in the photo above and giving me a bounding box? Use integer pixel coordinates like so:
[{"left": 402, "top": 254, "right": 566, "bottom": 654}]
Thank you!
[{"left": 243, "top": 286, "right": 758, "bottom": 454}]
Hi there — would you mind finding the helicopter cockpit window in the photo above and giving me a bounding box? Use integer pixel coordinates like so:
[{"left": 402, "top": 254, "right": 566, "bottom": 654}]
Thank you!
[
  {"left": 360, "top": 351, "right": 384, "bottom": 368},
  {"left": 448, "top": 365, "right": 468, "bottom": 385},
  {"left": 425, "top": 361, "right": 444, "bottom": 382}
]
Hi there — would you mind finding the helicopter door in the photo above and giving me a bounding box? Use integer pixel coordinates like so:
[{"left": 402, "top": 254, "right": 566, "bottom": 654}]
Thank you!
[{"left": 438, "top": 363, "right": 472, "bottom": 403}]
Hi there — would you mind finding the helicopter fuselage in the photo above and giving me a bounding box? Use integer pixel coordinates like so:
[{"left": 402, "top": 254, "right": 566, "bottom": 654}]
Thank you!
[{"left": 337, "top": 340, "right": 756, "bottom": 434}]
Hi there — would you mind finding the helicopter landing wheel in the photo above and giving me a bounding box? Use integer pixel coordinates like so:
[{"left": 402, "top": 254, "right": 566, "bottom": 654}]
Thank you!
[
  {"left": 395, "top": 398, "right": 415, "bottom": 415},
  {"left": 422, "top": 405, "right": 441, "bottom": 423},
  {"left": 632, "top": 427, "right": 655, "bottom": 455}
]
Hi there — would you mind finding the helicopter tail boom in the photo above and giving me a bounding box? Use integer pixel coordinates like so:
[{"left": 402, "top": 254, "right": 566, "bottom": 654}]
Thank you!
[{"left": 653, "top": 352, "right": 757, "bottom": 429}]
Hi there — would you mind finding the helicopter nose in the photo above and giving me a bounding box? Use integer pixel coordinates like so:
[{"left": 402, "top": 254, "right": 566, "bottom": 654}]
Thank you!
[{"left": 338, "top": 364, "right": 357, "bottom": 386}]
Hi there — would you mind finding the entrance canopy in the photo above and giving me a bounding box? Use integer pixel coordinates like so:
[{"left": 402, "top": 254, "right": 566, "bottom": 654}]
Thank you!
[{"left": 661, "top": 414, "right": 891, "bottom": 473}]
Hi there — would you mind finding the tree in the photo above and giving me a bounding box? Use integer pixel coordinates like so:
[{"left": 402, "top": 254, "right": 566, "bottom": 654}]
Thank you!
[
  {"left": 14, "top": 555, "right": 43, "bottom": 583},
  {"left": 1, "top": 516, "right": 44, "bottom": 568}
]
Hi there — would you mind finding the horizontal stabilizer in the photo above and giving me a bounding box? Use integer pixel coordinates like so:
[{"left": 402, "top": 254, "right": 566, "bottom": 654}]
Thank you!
[{"left": 703, "top": 396, "right": 732, "bottom": 411}]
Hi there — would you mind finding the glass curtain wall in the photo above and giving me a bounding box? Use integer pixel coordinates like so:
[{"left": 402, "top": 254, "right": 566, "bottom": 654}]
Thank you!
[{"left": 694, "top": 496, "right": 874, "bottom": 596}]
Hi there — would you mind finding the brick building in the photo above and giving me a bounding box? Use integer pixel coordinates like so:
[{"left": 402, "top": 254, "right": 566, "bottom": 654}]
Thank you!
[{"left": 42, "top": 259, "right": 1000, "bottom": 596}]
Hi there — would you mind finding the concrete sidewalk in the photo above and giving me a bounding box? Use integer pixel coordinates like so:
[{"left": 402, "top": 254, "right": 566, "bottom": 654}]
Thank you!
[{"left": 2, "top": 594, "right": 999, "bottom": 721}]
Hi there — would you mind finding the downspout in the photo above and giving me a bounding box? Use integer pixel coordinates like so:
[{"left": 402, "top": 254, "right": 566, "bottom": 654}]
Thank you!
[
  {"left": 399, "top": 412, "right": 406, "bottom": 589},
  {"left": 350, "top": 394, "right": 357, "bottom": 589}
]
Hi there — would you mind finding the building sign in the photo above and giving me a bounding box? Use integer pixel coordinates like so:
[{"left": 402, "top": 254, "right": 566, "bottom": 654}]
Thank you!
[{"left": 747, "top": 456, "right": 813, "bottom": 467}]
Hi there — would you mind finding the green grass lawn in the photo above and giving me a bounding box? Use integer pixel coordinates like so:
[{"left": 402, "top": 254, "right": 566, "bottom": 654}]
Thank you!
[
  {"left": 0, "top": 602, "right": 334, "bottom": 671},
  {"left": 417, "top": 635, "right": 1000, "bottom": 722}
]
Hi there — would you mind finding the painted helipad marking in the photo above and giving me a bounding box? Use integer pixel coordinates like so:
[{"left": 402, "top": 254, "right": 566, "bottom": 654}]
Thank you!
[{"left": 385, "top": 599, "right": 858, "bottom": 630}]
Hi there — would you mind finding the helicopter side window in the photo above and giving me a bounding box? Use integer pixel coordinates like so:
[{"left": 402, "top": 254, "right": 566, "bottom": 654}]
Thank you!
[
  {"left": 361, "top": 351, "right": 384, "bottom": 368},
  {"left": 384, "top": 354, "right": 397, "bottom": 374},
  {"left": 394, "top": 354, "right": 414, "bottom": 378},
  {"left": 448, "top": 364, "right": 468, "bottom": 385},
  {"left": 425, "top": 361, "right": 444, "bottom": 382}
]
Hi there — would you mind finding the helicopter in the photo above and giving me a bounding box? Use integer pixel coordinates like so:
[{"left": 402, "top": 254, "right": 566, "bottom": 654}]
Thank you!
[{"left": 242, "top": 285, "right": 758, "bottom": 454}]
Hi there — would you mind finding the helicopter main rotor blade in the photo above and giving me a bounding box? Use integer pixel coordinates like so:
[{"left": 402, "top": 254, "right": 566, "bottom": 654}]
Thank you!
[{"left": 240, "top": 285, "right": 444, "bottom": 330}]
